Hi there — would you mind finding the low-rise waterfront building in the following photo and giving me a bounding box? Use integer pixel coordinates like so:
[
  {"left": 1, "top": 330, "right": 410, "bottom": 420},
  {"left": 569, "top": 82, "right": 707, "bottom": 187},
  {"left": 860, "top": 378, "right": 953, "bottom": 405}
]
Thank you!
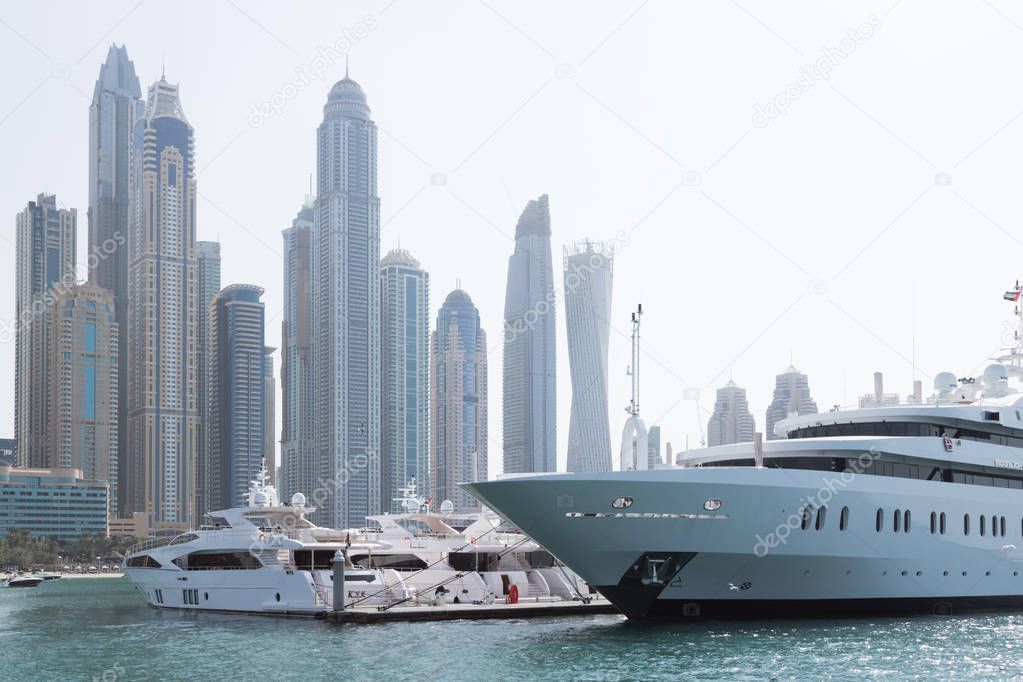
[{"left": 0, "top": 465, "right": 108, "bottom": 540}]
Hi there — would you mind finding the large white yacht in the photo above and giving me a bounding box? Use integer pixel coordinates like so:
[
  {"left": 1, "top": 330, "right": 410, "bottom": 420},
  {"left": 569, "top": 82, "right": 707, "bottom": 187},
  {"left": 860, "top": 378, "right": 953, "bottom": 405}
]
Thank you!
[
  {"left": 466, "top": 294, "right": 1023, "bottom": 620},
  {"left": 341, "top": 483, "right": 596, "bottom": 605},
  {"left": 122, "top": 468, "right": 410, "bottom": 615}
]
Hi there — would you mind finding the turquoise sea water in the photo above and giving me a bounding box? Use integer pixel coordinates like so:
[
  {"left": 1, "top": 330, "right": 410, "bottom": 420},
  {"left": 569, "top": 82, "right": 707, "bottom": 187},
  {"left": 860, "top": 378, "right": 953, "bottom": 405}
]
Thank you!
[{"left": 3, "top": 578, "right": 1023, "bottom": 680}]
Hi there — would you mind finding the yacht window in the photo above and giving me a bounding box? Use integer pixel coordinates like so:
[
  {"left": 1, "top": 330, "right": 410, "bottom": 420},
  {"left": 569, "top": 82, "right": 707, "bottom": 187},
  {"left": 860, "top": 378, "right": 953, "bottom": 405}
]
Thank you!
[
  {"left": 984, "top": 411, "right": 1000, "bottom": 422},
  {"left": 940, "top": 512, "right": 946, "bottom": 535},
  {"left": 350, "top": 553, "right": 428, "bottom": 571},
  {"left": 173, "top": 551, "right": 262, "bottom": 570},
  {"left": 876, "top": 509, "right": 883, "bottom": 533},
  {"left": 801, "top": 505, "right": 813, "bottom": 531},
  {"left": 815, "top": 506, "right": 827, "bottom": 531},
  {"left": 1001, "top": 516, "right": 1007, "bottom": 537},
  {"left": 904, "top": 510, "right": 911, "bottom": 533},
  {"left": 964, "top": 514, "right": 970, "bottom": 536},
  {"left": 894, "top": 509, "right": 901, "bottom": 533},
  {"left": 980, "top": 515, "right": 986, "bottom": 537},
  {"left": 126, "top": 554, "right": 162, "bottom": 568},
  {"left": 839, "top": 506, "right": 849, "bottom": 531},
  {"left": 930, "top": 512, "right": 936, "bottom": 534}
]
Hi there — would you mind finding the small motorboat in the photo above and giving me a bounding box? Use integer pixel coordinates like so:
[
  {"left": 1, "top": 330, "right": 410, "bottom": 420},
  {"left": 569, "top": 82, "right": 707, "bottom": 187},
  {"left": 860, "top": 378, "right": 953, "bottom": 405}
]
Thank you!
[
  {"left": 32, "top": 571, "right": 61, "bottom": 581},
  {"left": 3, "top": 575, "right": 43, "bottom": 588}
]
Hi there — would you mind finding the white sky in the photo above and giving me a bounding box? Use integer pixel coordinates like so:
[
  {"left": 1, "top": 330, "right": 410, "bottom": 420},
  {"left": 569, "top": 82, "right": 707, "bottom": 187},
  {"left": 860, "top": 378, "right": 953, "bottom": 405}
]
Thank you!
[{"left": 3, "top": 0, "right": 1023, "bottom": 477}]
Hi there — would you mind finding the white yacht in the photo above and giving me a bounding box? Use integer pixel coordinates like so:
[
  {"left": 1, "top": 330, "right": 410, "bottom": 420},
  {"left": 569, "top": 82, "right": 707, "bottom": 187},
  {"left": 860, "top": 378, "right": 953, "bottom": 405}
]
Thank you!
[
  {"left": 342, "top": 484, "right": 596, "bottom": 605},
  {"left": 465, "top": 294, "right": 1023, "bottom": 620},
  {"left": 122, "top": 468, "right": 410, "bottom": 615}
]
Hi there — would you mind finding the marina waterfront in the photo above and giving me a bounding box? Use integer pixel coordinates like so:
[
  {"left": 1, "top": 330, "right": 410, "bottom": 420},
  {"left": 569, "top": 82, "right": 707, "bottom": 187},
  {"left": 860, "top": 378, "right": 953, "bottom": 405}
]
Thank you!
[{"left": 4, "top": 578, "right": 1023, "bottom": 680}]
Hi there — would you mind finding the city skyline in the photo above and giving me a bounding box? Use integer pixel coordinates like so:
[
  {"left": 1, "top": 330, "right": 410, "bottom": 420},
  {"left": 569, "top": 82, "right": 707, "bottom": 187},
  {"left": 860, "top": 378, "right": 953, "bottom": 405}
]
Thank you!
[{"left": 5, "top": 3, "right": 1023, "bottom": 477}]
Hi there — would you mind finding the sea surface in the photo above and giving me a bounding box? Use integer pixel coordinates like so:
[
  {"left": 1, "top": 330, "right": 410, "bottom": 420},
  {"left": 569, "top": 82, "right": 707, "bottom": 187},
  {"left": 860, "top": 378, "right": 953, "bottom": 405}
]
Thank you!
[{"left": 3, "top": 578, "right": 1023, "bottom": 680}]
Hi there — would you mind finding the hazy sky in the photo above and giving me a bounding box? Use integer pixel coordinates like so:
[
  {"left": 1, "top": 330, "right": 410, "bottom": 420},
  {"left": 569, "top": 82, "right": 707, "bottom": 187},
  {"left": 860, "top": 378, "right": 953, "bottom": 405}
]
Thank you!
[{"left": 3, "top": 0, "right": 1023, "bottom": 476}]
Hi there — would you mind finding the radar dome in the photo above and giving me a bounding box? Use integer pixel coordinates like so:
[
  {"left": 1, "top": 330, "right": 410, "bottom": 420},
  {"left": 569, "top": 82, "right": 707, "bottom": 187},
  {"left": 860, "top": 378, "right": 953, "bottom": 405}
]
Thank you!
[
  {"left": 290, "top": 492, "right": 306, "bottom": 507},
  {"left": 934, "top": 372, "right": 957, "bottom": 392},
  {"left": 439, "top": 499, "right": 455, "bottom": 514},
  {"left": 251, "top": 490, "right": 268, "bottom": 506},
  {"left": 984, "top": 364, "right": 1009, "bottom": 385}
]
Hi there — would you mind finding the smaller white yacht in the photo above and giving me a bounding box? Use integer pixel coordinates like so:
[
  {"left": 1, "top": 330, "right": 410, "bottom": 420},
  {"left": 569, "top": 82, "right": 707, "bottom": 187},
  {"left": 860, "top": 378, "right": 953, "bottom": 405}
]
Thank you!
[
  {"left": 122, "top": 466, "right": 410, "bottom": 615},
  {"left": 341, "top": 482, "right": 598, "bottom": 606}
]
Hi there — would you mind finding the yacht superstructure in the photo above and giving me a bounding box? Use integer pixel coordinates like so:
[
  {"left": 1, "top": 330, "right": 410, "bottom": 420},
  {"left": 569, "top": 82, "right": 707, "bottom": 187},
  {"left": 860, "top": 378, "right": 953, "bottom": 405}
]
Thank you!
[{"left": 465, "top": 288, "right": 1023, "bottom": 619}]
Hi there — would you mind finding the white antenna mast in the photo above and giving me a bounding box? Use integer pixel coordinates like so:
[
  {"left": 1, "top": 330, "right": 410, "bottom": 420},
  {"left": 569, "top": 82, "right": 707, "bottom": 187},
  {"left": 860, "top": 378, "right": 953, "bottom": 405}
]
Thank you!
[{"left": 627, "top": 304, "right": 643, "bottom": 418}]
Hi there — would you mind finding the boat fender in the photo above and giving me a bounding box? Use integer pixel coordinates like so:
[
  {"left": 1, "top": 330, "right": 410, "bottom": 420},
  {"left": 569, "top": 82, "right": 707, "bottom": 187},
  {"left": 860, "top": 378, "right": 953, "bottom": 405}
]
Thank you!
[{"left": 508, "top": 584, "right": 519, "bottom": 604}]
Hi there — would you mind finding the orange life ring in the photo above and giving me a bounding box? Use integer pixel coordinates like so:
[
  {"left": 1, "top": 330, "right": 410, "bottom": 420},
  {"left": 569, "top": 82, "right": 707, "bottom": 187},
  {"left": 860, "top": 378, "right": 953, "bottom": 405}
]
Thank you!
[{"left": 508, "top": 584, "right": 519, "bottom": 604}]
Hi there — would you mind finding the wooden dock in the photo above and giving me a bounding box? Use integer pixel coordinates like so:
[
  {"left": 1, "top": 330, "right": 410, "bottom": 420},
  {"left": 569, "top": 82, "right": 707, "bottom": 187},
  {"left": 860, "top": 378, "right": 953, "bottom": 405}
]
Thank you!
[{"left": 325, "top": 599, "right": 620, "bottom": 624}]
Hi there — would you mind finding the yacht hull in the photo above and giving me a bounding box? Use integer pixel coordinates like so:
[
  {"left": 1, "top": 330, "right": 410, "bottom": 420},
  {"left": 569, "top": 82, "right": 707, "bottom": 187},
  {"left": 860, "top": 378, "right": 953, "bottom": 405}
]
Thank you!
[{"left": 466, "top": 467, "right": 1023, "bottom": 620}]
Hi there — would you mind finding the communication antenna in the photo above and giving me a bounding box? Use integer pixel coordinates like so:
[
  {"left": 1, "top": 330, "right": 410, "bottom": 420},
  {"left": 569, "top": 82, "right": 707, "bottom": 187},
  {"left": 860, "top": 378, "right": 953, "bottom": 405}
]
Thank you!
[
  {"left": 620, "top": 304, "right": 648, "bottom": 470},
  {"left": 626, "top": 304, "right": 643, "bottom": 418}
]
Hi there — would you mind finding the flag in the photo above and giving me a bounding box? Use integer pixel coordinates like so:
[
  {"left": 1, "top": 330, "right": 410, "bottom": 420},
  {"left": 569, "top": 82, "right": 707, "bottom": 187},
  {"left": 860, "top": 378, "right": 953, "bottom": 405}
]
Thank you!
[{"left": 1005, "top": 290, "right": 1021, "bottom": 302}]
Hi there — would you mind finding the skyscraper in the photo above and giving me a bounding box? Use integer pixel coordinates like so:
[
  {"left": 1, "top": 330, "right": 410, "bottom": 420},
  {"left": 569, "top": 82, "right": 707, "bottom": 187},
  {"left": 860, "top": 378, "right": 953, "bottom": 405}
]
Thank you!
[
  {"left": 47, "top": 282, "right": 119, "bottom": 509},
  {"left": 707, "top": 380, "right": 756, "bottom": 447},
  {"left": 15, "top": 194, "right": 76, "bottom": 469},
  {"left": 431, "top": 289, "right": 487, "bottom": 512},
  {"left": 127, "top": 76, "right": 199, "bottom": 530},
  {"left": 312, "top": 74, "right": 381, "bottom": 528},
  {"left": 380, "top": 248, "right": 430, "bottom": 511},
  {"left": 647, "top": 425, "right": 661, "bottom": 468},
  {"left": 281, "top": 201, "right": 315, "bottom": 506},
  {"left": 502, "top": 194, "right": 556, "bottom": 475},
  {"left": 88, "top": 44, "right": 143, "bottom": 514},
  {"left": 563, "top": 240, "right": 614, "bottom": 473},
  {"left": 764, "top": 365, "right": 819, "bottom": 440},
  {"left": 195, "top": 241, "right": 220, "bottom": 515},
  {"left": 207, "top": 285, "right": 266, "bottom": 510},
  {"left": 264, "top": 346, "right": 276, "bottom": 485}
]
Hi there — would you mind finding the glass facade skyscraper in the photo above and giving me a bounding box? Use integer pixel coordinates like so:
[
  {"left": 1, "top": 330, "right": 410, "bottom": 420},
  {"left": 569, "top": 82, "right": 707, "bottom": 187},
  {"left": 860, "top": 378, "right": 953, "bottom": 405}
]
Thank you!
[
  {"left": 207, "top": 285, "right": 266, "bottom": 510},
  {"left": 431, "top": 289, "right": 487, "bottom": 512},
  {"left": 707, "top": 380, "right": 756, "bottom": 447},
  {"left": 88, "top": 44, "right": 143, "bottom": 515},
  {"left": 502, "top": 195, "right": 556, "bottom": 475},
  {"left": 564, "top": 240, "right": 614, "bottom": 473},
  {"left": 195, "top": 240, "right": 220, "bottom": 515},
  {"left": 380, "top": 249, "right": 430, "bottom": 511},
  {"left": 312, "top": 75, "right": 381, "bottom": 528},
  {"left": 765, "top": 365, "right": 818, "bottom": 440}
]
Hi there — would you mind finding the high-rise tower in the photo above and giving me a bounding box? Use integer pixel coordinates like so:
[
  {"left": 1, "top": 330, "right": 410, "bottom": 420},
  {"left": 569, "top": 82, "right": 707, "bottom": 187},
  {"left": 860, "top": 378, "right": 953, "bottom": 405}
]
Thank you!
[
  {"left": 502, "top": 195, "right": 556, "bottom": 475},
  {"left": 47, "top": 282, "right": 119, "bottom": 509},
  {"left": 765, "top": 365, "right": 818, "bottom": 439},
  {"left": 707, "top": 380, "right": 756, "bottom": 447},
  {"left": 127, "top": 76, "right": 199, "bottom": 530},
  {"left": 281, "top": 200, "right": 315, "bottom": 506},
  {"left": 89, "top": 44, "right": 143, "bottom": 514},
  {"left": 195, "top": 240, "right": 220, "bottom": 515},
  {"left": 380, "top": 248, "right": 430, "bottom": 511},
  {"left": 431, "top": 289, "right": 488, "bottom": 512},
  {"left": 15, "top": 194, "right": 76, "bottom": 469},
  {"left": 207, "top": 285, "right": 266, "bottom": 510},
  {"left": 312, "top": 74, "right": 381, "bottom": 528},
  {"left": 564, "top": 240, "right": 614, "bottom": 472}
]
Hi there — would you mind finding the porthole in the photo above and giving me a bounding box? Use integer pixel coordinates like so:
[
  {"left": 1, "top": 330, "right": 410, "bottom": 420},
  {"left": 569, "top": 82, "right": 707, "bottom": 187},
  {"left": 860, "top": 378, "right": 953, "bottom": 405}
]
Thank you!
[
  {"left": 964, "top": 514, "right": 970, "bottom": 536},
  {"left": 1002, "top": 516, "right": 1007, "bottom": 537},
  {"left": 981, "top": 516, "right": 986, "bottom": 536},
  {"left": 900, "top": 570, "right": 908, "bottom": 576},
  {"left": 275, "top": 593, "right": 281, "bottom": 602},
  {"left": 963, "top": 571, "right": 968, "bottom": 576},
  {"left": 839, "top": 506, "right": 849, "bottom": 531},
  {"left": 894, "top": 509, "right": 901, "bottom": 533},
  {"left": 986, "top": 571, "right": 991, "bottom": 577},
  {"left": 943, "top": 571, "right": 949, "bottom": 576},
  {"left": 930, "top": 512, "right": 937, "bottom": 534},
  {"left": 876, "top": 509, "right": 883, "bottom": 533},
  {"left": 904, "top": 510, "right": 911, "bottom": 533},
  {"left": 940, "top": 512, "right": 946, "bottom": 535},
  {"left": 916, "top": 571, "right": 922, "bottom": 576},
  {"left": 204, "top": 592, "right": 209, "bottom": 601},
  {"left": 815, "top": 506, "right": 827, "bottom": 531}
]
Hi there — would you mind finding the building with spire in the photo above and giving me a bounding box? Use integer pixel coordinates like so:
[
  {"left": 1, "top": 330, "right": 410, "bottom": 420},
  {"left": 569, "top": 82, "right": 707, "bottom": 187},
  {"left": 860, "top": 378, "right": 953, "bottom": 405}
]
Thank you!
[
  {"left": 127, "top": 76, "right": 200, "bottom": 530},
  {"left": 89, "top": 44, "right": 143, "bottom": 514},
  {"left": 564, "top": 240, "right": 614, "bottom": 473},
  {"left": 502, "top": 195, "right": 556, "bottom": 475},
  {"left": 47, "top": 282, "right": 119, "bottom": 509},
  {"left": 15, "top": 193, "right": 77, "bottom": 469},
  {"left": 380, "top": 248, "right": 430, "bottom": 512},
  {"left": 206, "top": 285, "right": 266, "bottom": 511},
  {"left": 707, "top": 380, "right": 755, "bottom": 447},
  {"left": 311, "top": 73, "right": 381, "bottom": 528},
  {"left": 431, "top": 289, "right": 487, "bottom": 512},
  {"left": 765, "top": 365, "right": 818, "bottom": 440},
  {"left": 281, "top": 200, "right": 315, "bottom": 507}
]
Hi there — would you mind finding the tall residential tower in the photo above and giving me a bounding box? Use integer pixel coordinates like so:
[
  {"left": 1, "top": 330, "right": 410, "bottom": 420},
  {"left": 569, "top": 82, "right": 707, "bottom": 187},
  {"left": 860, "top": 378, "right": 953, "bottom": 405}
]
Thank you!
[
  {"left": 127, "top": 77, "right": 199, "bottom": 530},
  {"left": 15, "top": 194, "right": 76, "bottom": 469},
  {"left": 311, "top": 75, "right": 381, "bottom": 528},
  {"left": 380, "top": 249, "right": 430, "bottom": 510},
  {"left": 502, "top": 195, "right": 556, "bottom": 475},
  {"left": 431, "top": 289, "right": 487, "bottom": 512},
  {"left": 765, "top": 365, "right": 818, "bottom": 439},
  {"left": 88, "top": 44, "right": 143, "bottom": 513},
  {"left": 563, "top": 241, "right": 614, "bottom": 472},
  {"left": 707, "top": 380, "right": 756, "bottom": 447}
]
